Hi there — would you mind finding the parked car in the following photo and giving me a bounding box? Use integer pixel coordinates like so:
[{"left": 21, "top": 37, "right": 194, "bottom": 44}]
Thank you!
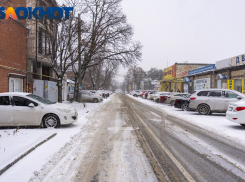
[
  {"left": 0, "top": 92, "right": 78, "bottom": 128},
  {"left": 189, "top": 89, "right": 245, "bottom": 115},
  {"left": 133, "top": 90, "right": 141, "bottom": 97},
  {"left": 67, "top": 90, "right": 75, "bottom": 102},
  {"left": 93, "top": 90, "right": 102, "bottom": 97},
  {"left": 174, "top": 95, "right": 191, "bottom": 111},
  {"left": 226, "top": 100, "right": 245, "bottom": 126},
  {"left": 68, "top": 90, "right": 103, "bottom": 102},
  {"left": 147, "top": 90, "right": 158, "bottom": 100},
  {"left": 165, "top": 93, "right": 191, "bottom": 106},
  {"left": 154, "top": 92, "right": 170, "bottom": 103},
  {"left": 159, "top": 93, "right": 171, "bottom": 103},
  {"left": 82, "top": 90, "right": 103, "bottom": 102}
]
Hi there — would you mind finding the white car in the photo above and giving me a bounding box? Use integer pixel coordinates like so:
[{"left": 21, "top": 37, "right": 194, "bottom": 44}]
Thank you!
[
  {"left": 0, "top": 92, "right": 78, "bottom": 128},
  {"left": 147, "top": 90, "right": 158, "bottom": 100},
  {"left": 226, "top": 100, "right": 245, "bottom": 126}
]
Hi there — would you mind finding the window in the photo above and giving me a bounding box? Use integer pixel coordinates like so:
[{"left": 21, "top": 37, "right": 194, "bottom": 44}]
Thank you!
[
  {"left": 197, "top": 91, "right": 210, "bottom": 96},
  {"left": 26, "top": 94, "right": 53, "bottom": 104},
  {"left": 38, "top": 30, "right": 42, "bottom": 54},
  {"left": 49, "top": 19, "right": 53, "bottom": 31},
  {"left": 38, "top": 29, "right": 53, "bottom": 56},
  {"left": 9, "top": 78, "right": 23, "bottom": 92},
  {"left": 0, "top": 96, "right": 10, "bottom": 105},
  {"left": 82, "top": 91, "right": 90, "bottom": 95},
  {"left": 225, "top": 91, "right": 239, "bottom": 98},
  {"left": 13, "top": 96, "right": 38, "bottom": 107},
  {"left": 209, "top": 91, "right": 222, "bottom": 97}
]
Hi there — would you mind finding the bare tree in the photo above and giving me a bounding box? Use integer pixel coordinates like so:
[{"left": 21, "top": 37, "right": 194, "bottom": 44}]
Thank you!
[
  {"left": 88, "top": 60, "right": 118, "bottom": 89},
  {"left": 127, "top": 65, "right": 146, "bottom": 89},
  {"left": 147, "top": 68, "right": 163, "bottom": 80},
  {"left": 79, "top": 0, "right": 142, "bottom": 81}
]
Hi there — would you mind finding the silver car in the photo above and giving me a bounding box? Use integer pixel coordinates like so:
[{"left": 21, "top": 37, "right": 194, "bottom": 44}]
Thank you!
[
  {"left": 189, "top": 89, "right": 244, "bottom": 115},
  {"left": 67, "top": 90, "right": 103, "bottom": 103},
  {"left": 82, "top": 90, "right": 103, "bottom": 103}
]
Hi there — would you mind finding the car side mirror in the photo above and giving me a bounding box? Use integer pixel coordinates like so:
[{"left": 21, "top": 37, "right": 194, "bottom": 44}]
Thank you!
[
  {"left": 237, "top": 96, "right": 242, "bottom": 99},
  {"left": 28, "top": 103, "right": 35, "bottom": 108}
]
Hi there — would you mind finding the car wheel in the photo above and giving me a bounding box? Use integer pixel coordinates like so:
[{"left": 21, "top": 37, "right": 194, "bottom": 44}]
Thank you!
[
  {"left": 198, "top": 104, "right": 210, "bottom": 115},
  {"left": 43, "top": 114, "right": 60, "bottom": 128},
  {"left": 156, "top": 99, "right": 159, "bottom": 103},
  {"left": 93, "top": 98, "right": 99, "bottom": 103},
  {"left": 170, "top": 100, "right": 175, "bottom": 106},
  {"left": 181, "top": 104, "right": 189, "bottom": 111},
  {"left": 70, "top": 98, "right": 74, "bottom": 103}
]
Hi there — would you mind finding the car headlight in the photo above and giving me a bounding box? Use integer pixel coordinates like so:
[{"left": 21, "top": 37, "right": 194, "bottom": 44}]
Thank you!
[{"left": 57, "top": 108, "right": 72, "bottom": 113}]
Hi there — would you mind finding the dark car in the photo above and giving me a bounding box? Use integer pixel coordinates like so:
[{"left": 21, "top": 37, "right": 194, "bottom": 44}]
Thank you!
[{"left": 174, "top": 95, "right": 190, "bottom": 111}]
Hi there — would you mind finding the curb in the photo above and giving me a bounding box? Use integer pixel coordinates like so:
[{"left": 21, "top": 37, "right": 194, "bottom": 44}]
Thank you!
[{"left": 0, "top": 133, "right": 57, "bottom": 176}]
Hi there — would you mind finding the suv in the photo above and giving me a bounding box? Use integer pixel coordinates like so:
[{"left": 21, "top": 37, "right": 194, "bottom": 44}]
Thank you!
[{"left": 189, "top": 89, "right": 244, "bottom": 115}]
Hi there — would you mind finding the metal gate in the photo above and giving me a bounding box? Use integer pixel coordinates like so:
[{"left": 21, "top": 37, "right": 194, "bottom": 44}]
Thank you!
[{"left": 33, "top": 79, "right": 58, "bottom": 102}]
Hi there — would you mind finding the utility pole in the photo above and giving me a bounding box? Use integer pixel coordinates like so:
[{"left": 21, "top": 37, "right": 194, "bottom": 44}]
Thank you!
[{"left": 77, "top": 14, "right": 82, "bottom": 103}]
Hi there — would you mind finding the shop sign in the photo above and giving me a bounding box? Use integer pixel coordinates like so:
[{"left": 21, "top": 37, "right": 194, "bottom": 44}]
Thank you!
[
  {"left": 188, "top": 64, "right": 215, "bottom": 75},
  {"left": 194, "top": 78, "right": 210, "bottom": 91},
  {"left": 242, "top": 79, "right": 245, "bottom": 95},
  {"left": 217, "top": 80, "right": 221, "bottom": 89},
  {"left": 174, "top": 79, "right": 183, "bottom": 83},
  {"left": 172, "top": 64, "right": 176, "bottom": 77},
  {"left": 232, "top": 54, "right": 245, "bottom": 66},
  {"left": 176, "top": 71, "right": 188, "bottom": 78},
  {"left": 227, "top": 80, "right": 234, "bottom": 90},
  {"left": 163, "top": 66, "right": 175, "bottom": 80}
]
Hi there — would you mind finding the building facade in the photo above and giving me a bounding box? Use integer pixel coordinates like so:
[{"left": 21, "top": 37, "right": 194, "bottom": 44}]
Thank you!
[
  {"left": 160, "top": 63, "right": 210, "bottom": 92},
  {"left": 0, "top": 16, "right": 29, "bottom": 93},
  {"left": 26, "top": 0, "right": 58, "bottom": 86}
]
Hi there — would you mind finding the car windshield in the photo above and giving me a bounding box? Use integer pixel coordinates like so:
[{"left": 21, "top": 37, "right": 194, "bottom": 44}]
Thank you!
[{"left": 26, "top": 94, "right": 55, "bottom": 104}]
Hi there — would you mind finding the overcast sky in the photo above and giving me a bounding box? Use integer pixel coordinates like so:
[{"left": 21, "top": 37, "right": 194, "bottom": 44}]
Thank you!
[{"left": 115, "top": 0, "right": 245, "bottom": 82}]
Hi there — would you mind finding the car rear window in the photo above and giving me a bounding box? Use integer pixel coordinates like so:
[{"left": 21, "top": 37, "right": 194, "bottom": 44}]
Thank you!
[
  {"left": 225, "top": 91, "right": 239, "bottom": 98},
  {"left": 197, "top": 91, "right": 210, "bottom": 96},
  {"left": 209, "top": 91, "right": 222, "bottom": 97}
]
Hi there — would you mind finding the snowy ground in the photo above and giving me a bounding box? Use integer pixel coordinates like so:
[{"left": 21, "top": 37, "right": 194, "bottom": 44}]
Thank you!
[
  {"left": 0, "top": 98, "right": 111, "bottom": 182},
  {"left": 127, "top": 94, "right": 245, "bottom": 146}
]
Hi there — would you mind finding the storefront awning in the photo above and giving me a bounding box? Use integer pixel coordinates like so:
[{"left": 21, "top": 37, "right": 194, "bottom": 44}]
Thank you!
[
  {"left": 215, "top": 74, "right": 227, "bottom": 80},
  {"left": 159, "top": 79, "right": 172, "bottom": 83},
  {"left": 183, "top": 77, "right": 191, "bottom": 82}
]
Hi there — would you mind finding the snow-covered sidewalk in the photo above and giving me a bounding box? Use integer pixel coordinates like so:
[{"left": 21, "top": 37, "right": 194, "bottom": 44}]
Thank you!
[
  {"left": 0, "top": 97, "right": 112, "bottom": 182},
  {"left": 127, "top": 94, "right": 245, "bottom": 146}
]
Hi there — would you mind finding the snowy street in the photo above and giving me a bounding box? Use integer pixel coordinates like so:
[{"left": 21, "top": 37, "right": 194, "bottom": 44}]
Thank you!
[{"left": 1, "top": 94, "right": 245, "bottom": 181}]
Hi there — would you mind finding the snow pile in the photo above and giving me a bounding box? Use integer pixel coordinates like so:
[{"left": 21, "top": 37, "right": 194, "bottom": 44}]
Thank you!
[
  {"left": 0, "top": 97, "right": 112, "bottom": 182},
  {"left": 0, "top": 129, "right": 53, "bottom": 170},
  {"left": 127, "top": 94, "right": 245, "bottom": 145}
]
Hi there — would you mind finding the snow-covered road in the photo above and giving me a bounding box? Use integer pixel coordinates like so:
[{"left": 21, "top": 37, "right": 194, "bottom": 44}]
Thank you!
[
  {"left": 2, "top": 93, "right": 245, "bottom": 181},
  {"left": 0, "top": 95, "right": 158, "bottom": 182}
]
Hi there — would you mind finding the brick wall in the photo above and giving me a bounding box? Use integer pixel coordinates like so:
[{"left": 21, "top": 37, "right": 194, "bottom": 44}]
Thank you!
[{"left": 0, "top": 18, "right": 28, "bottom": 93}]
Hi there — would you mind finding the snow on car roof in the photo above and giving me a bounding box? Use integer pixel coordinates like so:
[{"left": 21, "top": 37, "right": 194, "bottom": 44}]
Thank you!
[{"left": 0, "top": 92, "right": 30, "bottom": 96}]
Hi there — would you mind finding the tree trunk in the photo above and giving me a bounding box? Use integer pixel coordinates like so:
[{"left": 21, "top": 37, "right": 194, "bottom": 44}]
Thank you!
[
  {"left": 74, "top": 74, "right": 78, "bottom": 102},
  {"left": 57, "top": 79, "right": 63, "bottom": 103}
]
